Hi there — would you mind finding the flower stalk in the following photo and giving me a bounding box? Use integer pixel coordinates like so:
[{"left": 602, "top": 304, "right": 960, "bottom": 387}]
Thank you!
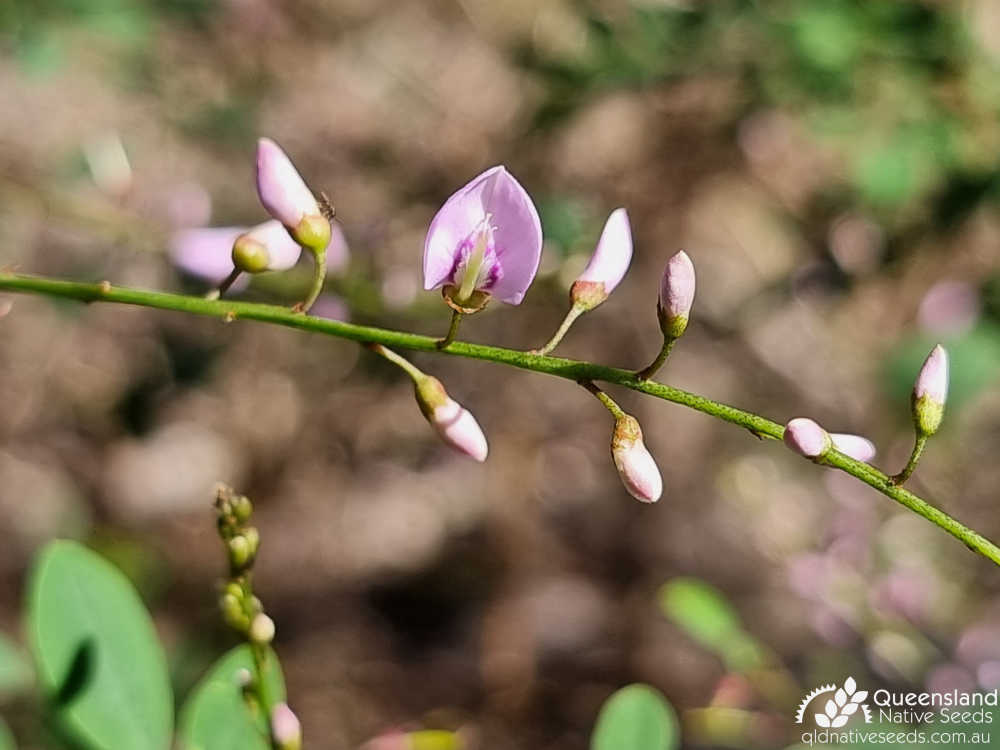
[{"left": 1, "top": 272, "right": 997, "bottom": 567}]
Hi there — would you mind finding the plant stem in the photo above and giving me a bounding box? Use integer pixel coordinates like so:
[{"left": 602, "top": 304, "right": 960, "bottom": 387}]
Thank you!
[
  {"left": 208, "top": 269, "right": 242, "bottom": 300},
  {"left": 437, "top": 309, "right": 462, "bottom": 349},
  {"left": 2, "top": 271, "right": 999, "bottom": 568},
  {"left": 300, "top": 247, "right": 326, "bottom": 313},
  {"left": 534, "top": 303, "right": 586, "bottom": 356},
  {"left": 892, "top": 433, "right": 928, "bottom": 486},
  {"left": 637, "top": 336, "right": 677, "bottom": 380},
  {"left": 367, "top": 342, "right": 425, "bottom": 383},
  {"left": 581, "top": 380, "right": 626, "bottom": 420}
]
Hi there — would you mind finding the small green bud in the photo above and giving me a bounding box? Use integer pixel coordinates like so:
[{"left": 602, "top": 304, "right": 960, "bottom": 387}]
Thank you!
[
  {"left": 243, "top": 526, "right": 260, "bottom": 557},
  {"left": 232, "top": 495, "right": 253, "bottom": 523},
  {"left": 221, "top": 593, "right": 249, "bottom": 632},
  {"left": 913, "top": 394, "right": 944, "bottom": 437},
  {"left": 232, "top": 235, "right": 271, "bottom": 274},
  {"left": 228, "top": 535, "right": 253, "bottom": 570},
  {"left": 249, "top": 613, "right": 276, "bottom": 645},
  {"left": 224, "top": 581, "right": 244, "bottom": 600},
  {"left": 292, "top": 213, "right": 331, "bottom": 253},
  {"left": 413, "top": 375, "right": 449, "bottom": 421},
  {"left": 569, "top": 280, "right": 608, "bottom": 312}
]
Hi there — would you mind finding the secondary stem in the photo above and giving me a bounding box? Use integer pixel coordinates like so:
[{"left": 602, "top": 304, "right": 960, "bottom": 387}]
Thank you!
[
  {"left": 437, "top": 309, "right": 463, "bottom": 349},
  {"left": 892, "top": 433, "right": 928, "bottom": 486},
  {"left": 300, "top": 247, "right": 327, "bottom": 313},
  {"left": 581, "top": 380, "right": 626, "bottom": 419},
  {"left": 637, "top": 336, "right": 677, "bottom": 380},
  {"left": 2, "top": 272, "right": 998, "bottom": 568},
  {"left": 534, "top": 303, "right": 585, "bottom": 356}
]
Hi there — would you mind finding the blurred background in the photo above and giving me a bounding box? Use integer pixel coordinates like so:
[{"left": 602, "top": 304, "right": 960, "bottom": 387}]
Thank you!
[{"left": 3, "top": 0, "right": 1000, "bottom": 747}]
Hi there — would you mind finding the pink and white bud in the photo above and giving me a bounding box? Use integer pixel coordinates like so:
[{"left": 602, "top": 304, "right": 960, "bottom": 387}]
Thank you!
[
  {"left": 571, "top": 208, "right": 633, "bottom": 311},
  {"left": 611, "top": 415, "right": 663, "bottom": 503},
  {"left": 235, "top": 220, "right": 303, "bottom": 272},
  {"left": 830, "top": 433, "right": 877, "bottom": 462},
  {"left": 912, "top": 344, "right": 948, "bottom": 436},
  {"left": 415, "top": 376, "right": 489, "bottom": 462},
  {"left": 256, "top": 138, "right": 321, "bottom": 229},
  {"left": 271, "top": 703, "right": 302, "bottom": 750},
  {"left": 783, "top": 417, "right": 832, "bottom": 459},
  {"left": 658, "top": 250, "right": 696, "bottom": 338}
]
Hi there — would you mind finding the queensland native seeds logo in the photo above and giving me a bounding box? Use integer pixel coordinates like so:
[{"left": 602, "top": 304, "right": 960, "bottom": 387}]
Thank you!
[{"left": 797, "top": 677, "right": 873, "bottom": 728}]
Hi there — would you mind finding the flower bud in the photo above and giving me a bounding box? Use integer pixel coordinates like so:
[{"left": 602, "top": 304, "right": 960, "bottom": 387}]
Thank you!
[
  {"left": 271, "top": 703, "right": 303, "bottom": 750},
  {"left": 414, "top": 376, "right": 489, "bottom": 462},
  {"left": 571, "top": 208, "right": 633, "bottom": 311},
  {"left": 657, "top": 250, "right": 696, "bottom": 338},
  {"left": 912, "top": 344, "right": 948, "bottom": 437},
  {"left": 232, "top": 235, "right": 270, "bottom": 274},
  {"left": 220, "top": 592, "right": 249, "bottom": 632},
  {"left": 292, "top": 213, "right": 332, "bottom": 254},
  {"left": 232, "top": 495, "right": 253, "bottom": 523},
  {"left": 783, "top": 417, "right": 832, "bottom": 459},
  {"left": 249, "top": 613, "right": 275, "bottom": 645},
  {"left": 830, "top": 433, "right": 876, "bottom": 462},
  {"left": 228, "top": 535, "right": 253, "bottom": 570},
  {"left": 256, "top": 138, "right": 320, "bottom": 230},
  {"left": 611, "top": 414, "right": 663, "bottom": 503}
]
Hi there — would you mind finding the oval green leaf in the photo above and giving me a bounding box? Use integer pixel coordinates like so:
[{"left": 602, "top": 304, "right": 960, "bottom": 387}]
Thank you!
[
  {"left": 590, "top": 684, "right": 679, "bottom": 750},
  {"left": 177, "top": 645, "right": 286, "bottom": 750},
  {"left": 26, "top": 540, "right": 173, "bottom": 750}
]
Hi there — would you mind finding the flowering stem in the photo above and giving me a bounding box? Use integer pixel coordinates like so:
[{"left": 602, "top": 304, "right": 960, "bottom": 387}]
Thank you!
[
  {"left": 208, "top": 269, "right": 242, "bottom": 301},
  {"left": 637, "top": 336, "right": 677, "bottom": 381},
  {"left": 299, "top": 247, "right": 326, "bottom": 313},
  {"left": 891, "top": 433, "right": 928, "bottom": 486},
  {"left": 367, "top": 342, "right": 424, "bottom": 383},
  {"left": 534, "top": 302, "right": 586, "bottom": 356},
  {"left": 437, "top": 310, "right": 463, "bottom": 349},
  {"left": 581, "top": 380, "right": 626, "bottom": 420},
  {"left": 2, "top": 272, "right": 999, "bottom": 567}
]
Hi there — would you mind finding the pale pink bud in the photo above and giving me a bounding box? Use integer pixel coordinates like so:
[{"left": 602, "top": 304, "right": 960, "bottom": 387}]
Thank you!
[
  {"left": 239, "top": 220, "right": 303, "bottom": 271},
  {"left": 572, "top": 208, "right": 633, "bottom": 310},
  {"left": 830, "top": 433, "right": 876, "bottom": 462},
  {"left": 248, "top": 613, "right": 275, "bottom": 644},
  {"left": 658, "top": 250, "right": 696, "bottom": 338},
  {"left": 256, "top": 138, "right": 320, "bottom": 229},
  {"left": 271, "top": 703, "right": 302, "bottom": 750},
  {"left": 783, "top": 417, "right": 832, "bottom": 458},
  {"left": 611, "top": 415, "right": 662, "bottom": 503},
  {"left": 913, "top": 344, "right": 948, "bottom": 436},
  {"left": 430, "top": 398, "right": 489, "bottom": 463}
]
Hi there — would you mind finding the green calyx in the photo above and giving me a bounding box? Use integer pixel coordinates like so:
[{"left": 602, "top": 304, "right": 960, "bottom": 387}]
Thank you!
[
  {"left": 658, "top": 306, "right": 689, "bottom": 339},
  {"left": 414, "top": 375, "right": 449, "bottom": 420},
  {"left": 232, "top": 236, "right": 271, "bottom": 274},
  {"left": 291, "top": 213, "right": 331, "bottom": 254},
  {"left": 569, "top": 280, "right": 608, "bottom": 312},
  {"left": 612, "top": 413, "right": 642, "bottom": 450},
  {"left": 913, "top": 393, "right": 944, "bottom": 437}
]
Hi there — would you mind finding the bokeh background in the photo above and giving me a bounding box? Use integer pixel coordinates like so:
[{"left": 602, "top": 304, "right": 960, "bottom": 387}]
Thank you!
[{"left": 3, "top": 1, "right": 1000, "bottom": 748}]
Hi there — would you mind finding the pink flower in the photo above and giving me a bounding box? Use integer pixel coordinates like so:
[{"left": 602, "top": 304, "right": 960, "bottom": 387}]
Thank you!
[
  {"left": 423, "top": 166, "right": 542, "bottom": 305},
  {"left": 913, "top": 344, "right": 948, "bottom": 436},
  {"left": 572, "top": 208, "right": 632, "bottom": 309},
  {"left": 611, "top": 415, "right": 662, "bottom": 503},
  {"left": 914, "top": 344, "right": 949, "bottom": 406},
  {"left": 658, "top": 250, "right": 696, "bottom": 337},
  {"left": 233, "top": 220, "right": 305, "bottom": 273},
  {"left": 783, "top": 417, "right": 831, "bottom": 458},
  {"left": 170, "top": 226, "right": 249, "bottom": 285},
  {"left": 256, "top": 138, "right": 320, "bottom": 229},
  {"left": 270, "top": 703, "right": 302, "bottom": 750},
  {"left": 830, "top": 433, "right": 877, "bottom": 462},
  {"left": 428, "top": 397, "right": 489, "bottom": 462}
]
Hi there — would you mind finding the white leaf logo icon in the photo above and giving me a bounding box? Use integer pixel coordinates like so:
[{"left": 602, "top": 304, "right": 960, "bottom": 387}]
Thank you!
[
  {"left": 825, "top": 699, "right": 838, "bottom": 718},
  {"left": 815, "top": 714, "right": 831, "bottom": 728},
  {"left": 845, "top": 677, "right": 857, "bottom": 695},
  {"left": 841, "top": 704, "right": 859, "bottom": 717},
  {"left": 852, "top": 691, "right": 869, "bottom": 703},
  {"left": 832, "top": 715, "right": 849, "bottom": 728},
  {"left": 835, "top": 689, "right": 847, "bottom": 706}
]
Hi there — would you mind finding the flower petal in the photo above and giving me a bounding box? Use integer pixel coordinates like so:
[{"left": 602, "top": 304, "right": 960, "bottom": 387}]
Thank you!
[
  {"left": 169, "top": 226, "right": 246, "bottom": 283},
  {"left": 576, "top": 208, "right": 633, "bottom": 294},
  {"left": 244, "top": 220, "right": 302, "bottom": 271}
]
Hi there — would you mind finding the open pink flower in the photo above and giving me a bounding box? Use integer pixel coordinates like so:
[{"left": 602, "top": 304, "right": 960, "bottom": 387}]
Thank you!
[{"left": 423, "top": 166, "right": 542, "bottom": 305}]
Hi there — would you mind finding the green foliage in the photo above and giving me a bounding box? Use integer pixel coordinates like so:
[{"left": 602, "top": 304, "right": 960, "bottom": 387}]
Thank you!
[
  {"left": 26, "top": 540, "right": 173, "bottom": 750},
  {"left": 590, "top": 684, "right": 679, "bottom": 750},
  {"left": 177, "top": 645, "right": 286, "bottom": 750},
  {"left": 0, "top": 718, "right": 14, "bottom": 750},
  {"left": 658, "top": 577, "right": 765, "bottom": 671},
  {"left": 0, "top": 633, "right": 32, "bottom": 697},
  {"left": 409, "top": 730, "right": 462, "bottom": 750}
]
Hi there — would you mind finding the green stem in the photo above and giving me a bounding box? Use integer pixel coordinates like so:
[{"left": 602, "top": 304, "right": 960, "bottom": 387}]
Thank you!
[
  {"left": 637, "top": 336, "right": 677, "bottom": 380},
  {"left": 892, "top": 433, "right": 928, "bottom": 486},
  {"left": 207, "top": 269, "right": 242, "bottom": 300},
  {"left": 2, "top": 271, "right": 998, "bottom": 567},
  {"left": 534, "top": 303, "right": 586, "bottom": 356},
  {"left": 367, "top": 342, "right": 425, "bottom": 383},
  {"left": 581, "top": 380, "right": 626, "bottom": 419},
  {"left": 300, "top": 247, "right": 326, "bottom": 313},
  {"left": 437, "top": 309, "right": 462, "bottom": 349}
]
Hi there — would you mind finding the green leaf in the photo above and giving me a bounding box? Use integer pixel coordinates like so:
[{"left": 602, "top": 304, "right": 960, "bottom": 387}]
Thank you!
[
  {"left": 658, "top": 578, "right": 742, "bottom": 650},
  {"left": 0, "top": 633, "right": 32, "bottom": 696},
  {"left": 590, "top": 684, "right": 679, "bottom": 750},
  {"left": 0, "top": 717, "right": 14, "bottom": 750},
  {"left": 26, "top": 540, "right": 173, "bottom": 750},
  {"left": 177, "top": 645, "right": 286, "bottom": 750}
]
